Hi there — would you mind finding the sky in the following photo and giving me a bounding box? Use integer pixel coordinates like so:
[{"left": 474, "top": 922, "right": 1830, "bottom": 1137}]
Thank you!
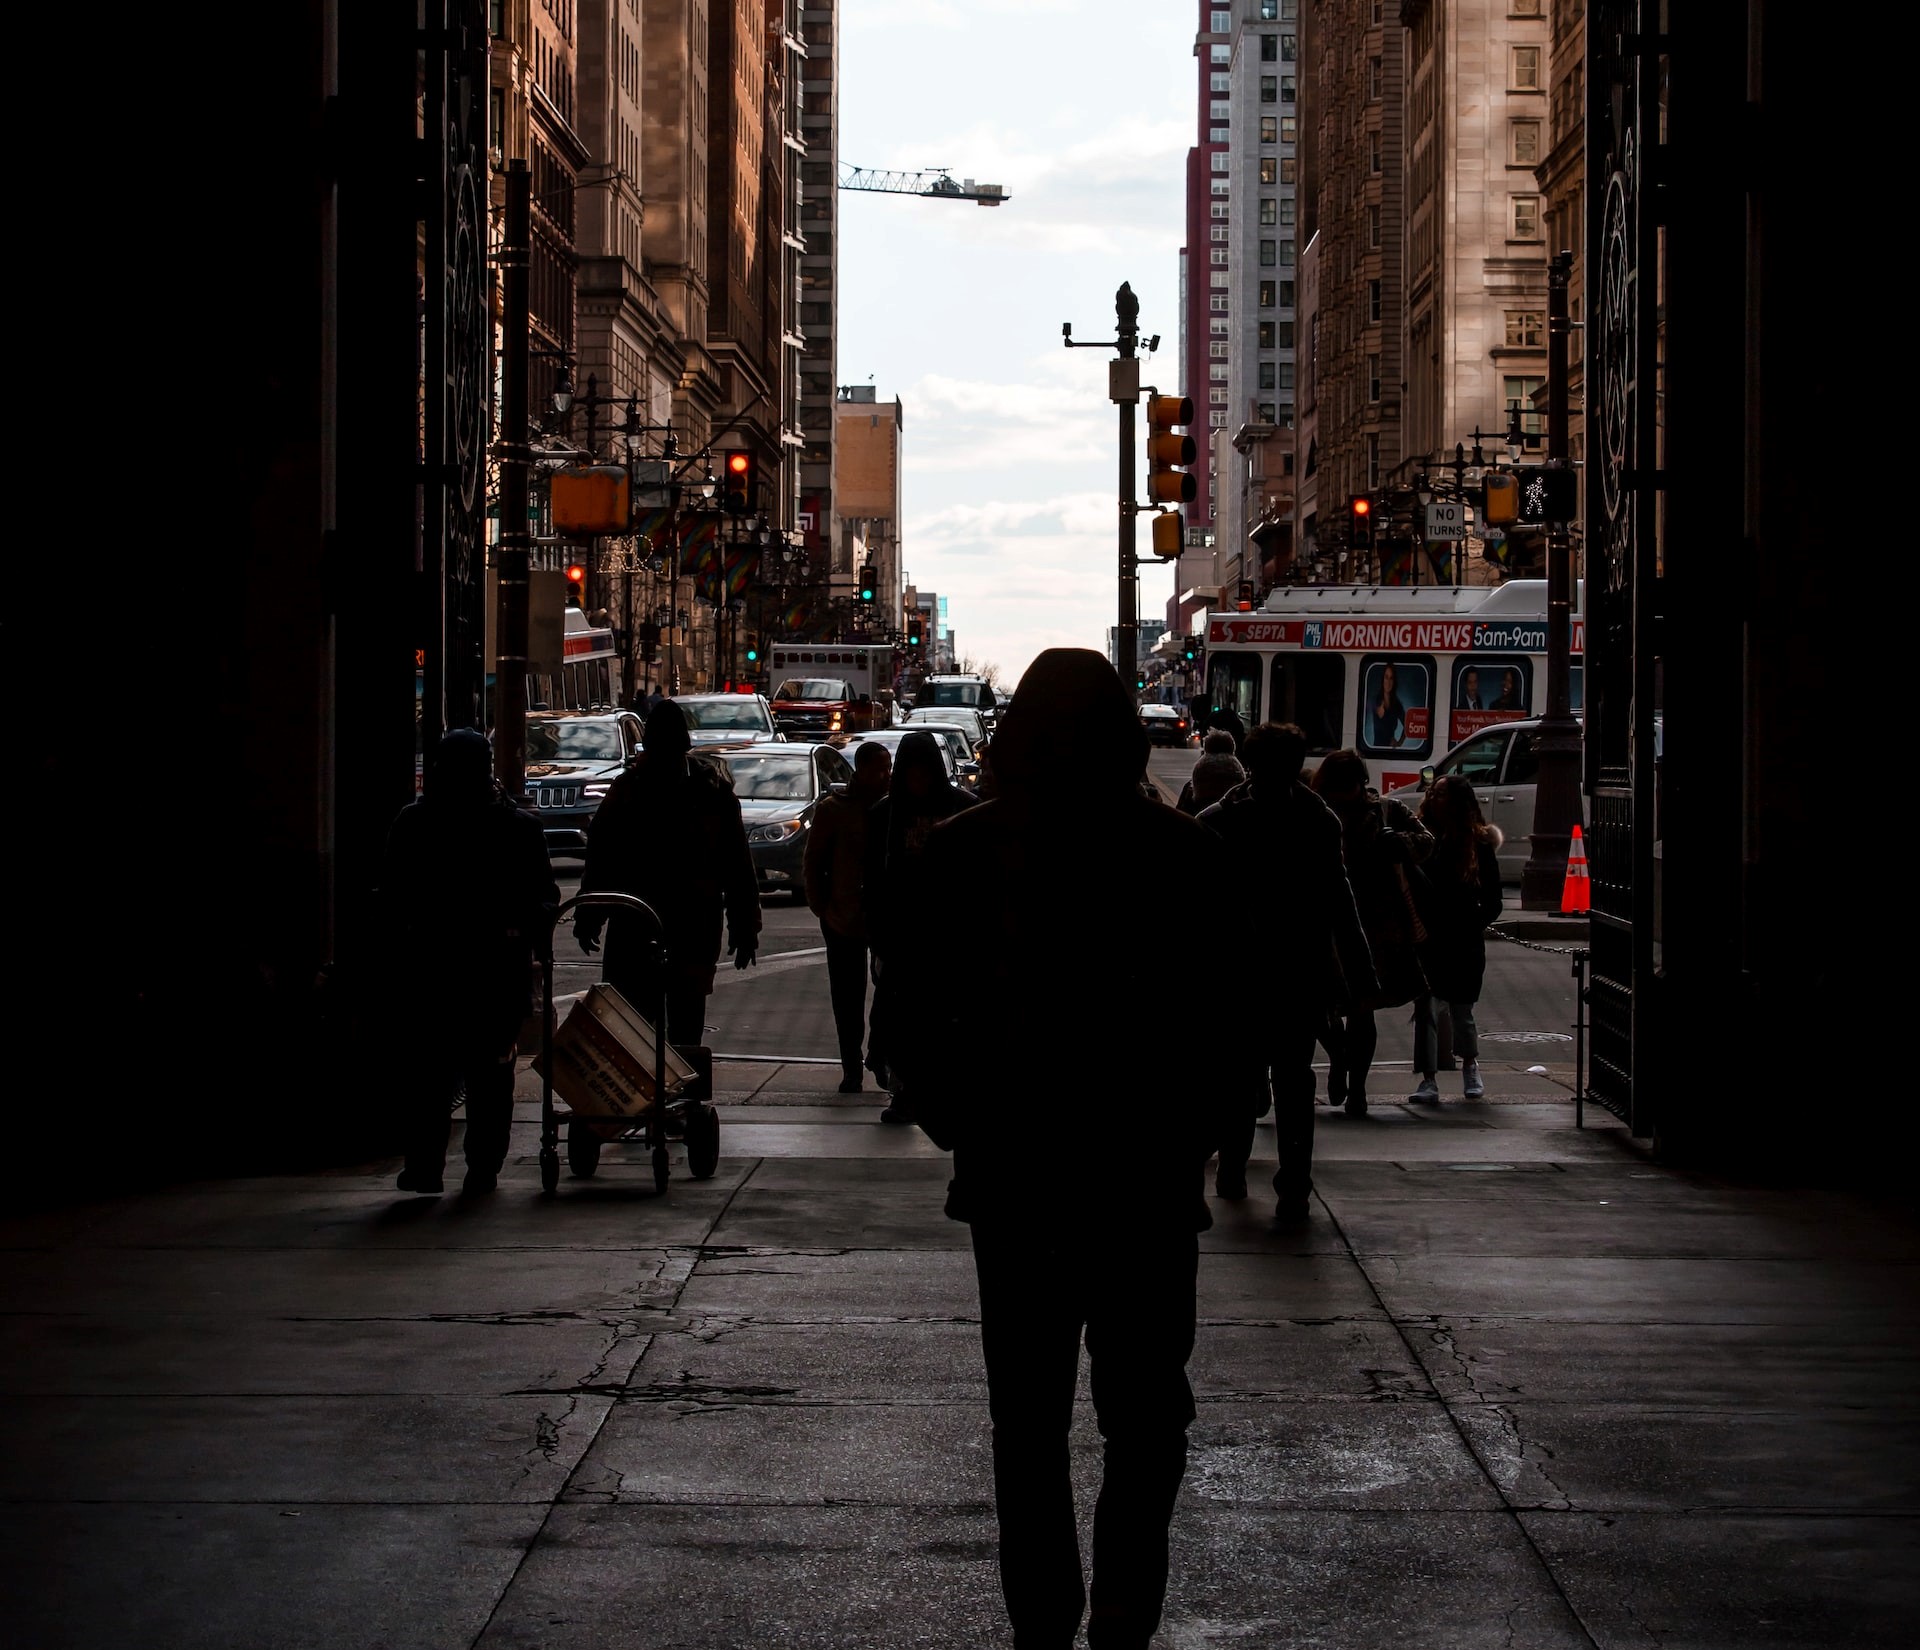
[{"left": 837, "top": 0, "right": 1195, "bottom": 690}]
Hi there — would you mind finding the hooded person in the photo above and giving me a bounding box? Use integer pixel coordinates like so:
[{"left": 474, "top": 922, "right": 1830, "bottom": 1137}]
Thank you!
[
  {"left": 575, "top": 699, "right": 760, "bottom": 1045},
  {"left": 916, "top": 648, "right": 1257, "bottom": 1650},
  {"left": 1175, "top": 729, "right": 1246, "bottom": 816},
  {"left": 803, "top": 738, "right": 894, "bottom": 1092},
  {"left": 861, "top": 729, "right": 973, "bottom": 1121},
  {"left": 382, "top": 728, "right": 559, "bottom": 1196}
]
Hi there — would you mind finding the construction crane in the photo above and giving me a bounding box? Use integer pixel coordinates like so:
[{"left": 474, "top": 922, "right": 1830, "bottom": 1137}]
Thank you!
[{"left": 837, "top": 163, "right": 1008, "bottom": 206}]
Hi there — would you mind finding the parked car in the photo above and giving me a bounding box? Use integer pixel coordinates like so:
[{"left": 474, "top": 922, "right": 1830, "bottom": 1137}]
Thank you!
[
  {"left": 703, "top": 742, "right": 853, "bottom": 900},
  {"left": 674, "top": 692, "right": 784, "bottom": 749},
  {"left": 521, "top": 710, "right": 644, "bottom": 855},
  {"left": 1138, "top": 703, "right": 1191, "bottom": 747}
]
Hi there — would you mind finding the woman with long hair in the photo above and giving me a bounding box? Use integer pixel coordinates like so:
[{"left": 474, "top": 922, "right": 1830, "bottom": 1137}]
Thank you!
[
  {"left": 1407, "top": 775, "right": 1504, "bottom": 1101},
  {"left": 1311, "top": 749, "right": 1432, "bottom": 1115},
  {"left": 1370, "top": 663, "right": 1407, "bottom": 748}
]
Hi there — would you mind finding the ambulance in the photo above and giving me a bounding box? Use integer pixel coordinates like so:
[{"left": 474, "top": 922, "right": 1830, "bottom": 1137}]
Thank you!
[{"left": 1201, "top": 578, "right": 1583, "bottom": 795}]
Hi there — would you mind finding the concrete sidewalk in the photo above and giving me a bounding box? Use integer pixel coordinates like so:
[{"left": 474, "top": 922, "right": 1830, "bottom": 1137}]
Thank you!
[{"left": 2, "top": 1064, "right": 1914, "bottom": 1648}]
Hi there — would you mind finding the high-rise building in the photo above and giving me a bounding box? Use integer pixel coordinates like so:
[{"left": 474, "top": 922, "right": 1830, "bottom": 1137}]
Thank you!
[
  {"left": 1222, "top": 0, "right": 1302, "bottom": 593},
  {"left": 796, "top": 3, "right": 841, "bottom": 596},
  {"left": 1536, "top": 0, "right": 1584, "bottom": 502},
  {"left": 835, "top": 385, "right": 904, "bottom": 632},
  {"left": 1401, "top": 0, "right": 1552, "bottom": 490},
  {"left": 1183, "top": 1, "right": 1235, "bottom": 535},
  {"left": 1302, "top": 0, "right": 1404, "bottom": 563}
]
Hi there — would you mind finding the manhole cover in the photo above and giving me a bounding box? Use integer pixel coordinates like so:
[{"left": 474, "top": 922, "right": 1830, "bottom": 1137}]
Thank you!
[{"left": 1482, "top": 1031, "right": 1574, "bottom": 1044}]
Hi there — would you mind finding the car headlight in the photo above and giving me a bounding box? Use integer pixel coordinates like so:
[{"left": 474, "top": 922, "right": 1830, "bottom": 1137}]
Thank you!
[
  {"left": 749, "top": 820, "right": 804, "bottom": 843},
  {"left": 583, "top": 782, "right": 611, "bottom": 799}
]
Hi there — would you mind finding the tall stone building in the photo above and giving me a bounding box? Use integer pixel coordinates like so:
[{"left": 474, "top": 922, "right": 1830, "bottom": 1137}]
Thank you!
[
  {"left": 1401, "top": 0, "right": 1552, "bottom": 493},
  {"left": 834, "top": 385, "right": 904, "bottom": 631},
  {"left": 1183, "top": 0, "right": 1235, "bottom": 538},
  {"left": 1222, "top": 0, "right": 1302, "bottom": 593},
  {"left": 796, "top": 2, "right": 841, "bottom": 596},
  {"left": 1302, "top": 0, "right": 1405, "bottom": 569},
  {"left": 1536, "top": 0, "right": 1584, "bottom": 529}
]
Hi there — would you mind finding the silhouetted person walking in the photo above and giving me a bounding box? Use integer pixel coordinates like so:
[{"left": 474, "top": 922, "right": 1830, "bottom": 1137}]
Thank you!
[
  {"left": 917, "top": 649, "right": 1253, "bottom": 1650},
  {"left": 863, "top": 730, "right": 971, "bottom": 1123},
  {"left": 575, "top": 700, "right": 760, "bottom": 1046},
  {"left": 1311, "top": 749, "right": 1433, "bottom": 1115},
  {"left": 803, "top": 739, "right": 892, "bottom": 1092},
  {"left": 1199, "top": 723, "right": 1374, "bottom": 1218},
  {"left": 1407, "top": 775, "right": 1503, "bottom": 1102},
  {"left": 383, "top": 729, "right": 558, "bottom": 1196},
  {"left": 1174, "top": 728, "right": 1244, "bottom": 816}
]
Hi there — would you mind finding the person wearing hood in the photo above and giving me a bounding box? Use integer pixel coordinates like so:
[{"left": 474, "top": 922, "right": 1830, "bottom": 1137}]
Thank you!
[
  {"left": 861, "top": 729, "right": 972, "bottom": 1122},
  {"left": 1174, "top": 729, "right": 1245, "bottom": 816},
  {"left": 1197, "top": 723, "right": 1376, "bottom": 1218},
  {"left": 575, "top": 700, "right": 760, "bottom": 1044},
  {"left": 803, "top": 738, "right": 893, "bottom": 1092},
  {"left": 1407, "top": 775, "right": 1504, "bottom": 1102},
  {"left": 917, "top": 649, "right": 1256, "bottom": 1650},
  {"left": 382, "top": 728, "right": 559, "bottom": 1197}
]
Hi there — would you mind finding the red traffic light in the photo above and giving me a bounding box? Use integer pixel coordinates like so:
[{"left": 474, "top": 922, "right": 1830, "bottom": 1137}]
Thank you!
[
  {"left": 1352, "top": 497, "right": 1372, "bottom": 518},
  {"left": 727, "top": 452, "right": 749, "bottom": 475},
  {"left": 565, "top": 563, "right": 587, "bottom": 583}
]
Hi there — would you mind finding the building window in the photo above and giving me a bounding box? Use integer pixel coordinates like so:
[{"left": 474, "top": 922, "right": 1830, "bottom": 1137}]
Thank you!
[
  {"left": 1211, "top": 224, "right": 1230, "bottom": 242},
  {"left": 1511, "top": 46, "right": 1542, "bottom": 90},
  {"left": 1259, "top": 362, "right": 1276, "bottom": 390},
  {"left": 1367, "top": 433, "right": 1381, "bottom": 489},
  {"left": 1511, "top": 194, "right": 1542, "bottom": 240},
  {"left": 1369, "top": 130, "right": 1381, "bottom": 174},
  {"left": 1261, "top": 116, "right": 1278, "bottom": 142},
  {"left": 1259, "top": 280, "right": 1277, "bottom": 307},
  {"left": 1211, "top": 247, "right": 1230, "bottom": 265},
  {"left": 1212, "top": 201, "right": 1230, "bottom": 219},
  {"left": 1259, "top": 321, "right": 1276, "bottom": 348},
  {"left": 1211, "top": 128, "right": 1230, "bottom": 144},
  {"left": 1510, "top": 0, "right": 1542, "bottom": 13},
  {"left": 1278, "top": 279, "right": 1295, "bottom": 307},
  {"left": 1211, "top": 270, "right": 1230, "bottom": 287},
  {"left": 1505, "top": 310, "right": 1545, "bottom": 347},
  {"left": 1210, "top": 387, "right": 1231, "bottom": 404},
  {"left": 1260, "top": 198, "right": 1278, "bottom": 225},
  {"left": 1280, "top": 197, "right": 1296, "bottom": 225},
  {"left": 1368, "top": 204, "right": 1381, "bottom": 248},
  {"left": 1367, "top": 354, "right": 1381, "bottom": 401},
  {"left": 1277, "top": 320, "right": 1295, "bottom": 348},
  {"left": 1210, "top": 343, "right": 1230, "bottom": 360},
  {"left": 1282, "top": 33, "right": 1297, "bottom": 60},
  {"left": 1281, "top": 116, "right": 1297, "bottom": 142},
  {"left": 1211, "top": 43, "right": 1232, "bottom": 64},
  {"left": 1280, "top": 363, "right": 1296, "bottom": 390},
  {"left": 1504, "top": 375, "right": 1545, "bottom": 436},
  {"left": 1212, "top": 152, "right": 1230, "bottom": 172},
  {"left": 1210, "top": 100, "right": 1232, "bottom": 121},
  {"left": 1368, "top": 278, "right": 1381, "bottom": 322},
  {"left": 1279, "top": 238, "right": 1295, "bottom": 265},
  {"left": 1371, "top": 0, "right": 1383, "bottom": 18},
  {"left": 1261, "top": 33, "right": 1278, "bottom": 61},
  {"left": 1369, "top": 56, "right": 1382, "bottom": 99},
  {"left": 1212, "top": 8, "right": 1231, "bottom": 29},
  {"left": 1210, "top": 294, "right": 1230, "bottom": 312},
  {"left": 1261, "top": 75, "right": 1277, "bottom": 103},
  {"left": 1211, "top": 72, "right": 1230, "bottom": 93},
  {"left": 1259, "top": 0, "right": 1278, "bottom": 17},
  {"left": 1260, "top": 157, "right": 1278, "bottom": 184},
  {"left": 1511, "top": 119, "right": 1542, "bottom": 165},
  {"left": 1210, "top": 363, "right": 1230, "bottom": 381},
  {"left": 1212, "top": 178, "right": 1231, "bottom": 195},
  {"left": 1282, "top": 76, "right": 1295, "bottom": 102},
  {"left": 1211, "top": 317, "right": 1230, "bottom": 335},
  {"left": 1281, "top": 156, "right": 1297, "bottom": 183},
  {"left": 1260, "top": 239, "right": 1277, "bottom": 266}
]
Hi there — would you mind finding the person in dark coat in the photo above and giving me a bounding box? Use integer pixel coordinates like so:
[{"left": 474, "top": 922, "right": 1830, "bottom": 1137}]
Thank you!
[
  {"left": 1198, "top": 723, "right": 1375, "bottom": 1217},
  {"left": 803, "top": 739, "right": 892, "bottom": 1092},
  {"left": 1208, "top": 700, "right": 1248, "bottom": 751},
  {"left": 1311, "top": 749, "right": 1434, "bottom": 1116},
  {"left": 916, "top": 649, "right": 1257, "bottom": 1650},
  {"left": 575, "top": 700, "right": 760, "bottom": 1045},
  {"left": 1407, "top": 775, "right": 1504, "bottom": 1102},
  {"left": 383, "top": 728, "right": 559, "bottom": 1196},
  {"left": 862, "top": 730, "right": 971, "bottom": 1123},
  {"left": 1174, "top": 729, "right": 1245, "bottom": 816}
]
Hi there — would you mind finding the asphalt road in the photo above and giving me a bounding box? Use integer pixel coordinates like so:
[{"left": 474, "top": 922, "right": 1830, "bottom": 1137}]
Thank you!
[{"left": 545, "top": 746, "right": 1579, "bottom": 1074}]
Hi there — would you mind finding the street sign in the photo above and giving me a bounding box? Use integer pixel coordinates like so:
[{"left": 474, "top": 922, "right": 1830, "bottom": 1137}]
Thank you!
[{"left": 1424, "top": 501, "right": 1466, "bottom": 541}]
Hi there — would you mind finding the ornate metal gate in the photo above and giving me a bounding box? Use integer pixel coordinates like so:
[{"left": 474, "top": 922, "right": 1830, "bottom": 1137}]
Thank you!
[
  {"left": 1584, "top": 2, "right": 1664, "bottom": 1130},
  {"left": 420, "top": 1, "right": 490, "bottom": 743}
]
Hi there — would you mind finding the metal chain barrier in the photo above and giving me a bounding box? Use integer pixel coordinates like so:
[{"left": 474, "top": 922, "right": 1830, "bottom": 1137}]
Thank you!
[{"left": 1485, "top": 926, "right": 1587, "bottom": 957}]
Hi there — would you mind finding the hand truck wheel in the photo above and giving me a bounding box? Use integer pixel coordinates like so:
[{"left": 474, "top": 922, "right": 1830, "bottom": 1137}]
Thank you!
[
  {"left": 651, "top": 1141, "right": 671, "bottom": 1194},
  {"left": 566, "top": 1117, "right": 602, "bottom": 1178},
  {"left": 684, "top": 1102, "right": 720, "bottom": 1180},
  {"left": 539, "top": 1146, "right": 560, "bottom": 1195}
]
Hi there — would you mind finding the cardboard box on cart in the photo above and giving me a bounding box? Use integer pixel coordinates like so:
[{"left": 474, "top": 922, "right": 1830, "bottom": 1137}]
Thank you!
[{"left": 538, "top": 983, "right": 700, "bottom": 1140}]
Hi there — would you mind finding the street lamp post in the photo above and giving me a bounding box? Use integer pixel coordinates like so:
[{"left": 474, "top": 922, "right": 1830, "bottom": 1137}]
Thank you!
[{"left": 1520, "top": 249, "right": 1581, "bottom": 911}]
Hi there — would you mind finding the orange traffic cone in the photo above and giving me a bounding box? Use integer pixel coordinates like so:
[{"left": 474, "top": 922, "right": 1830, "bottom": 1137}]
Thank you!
[{"left": 1560, "top": 824, "right": 1592, "bottom": 915}]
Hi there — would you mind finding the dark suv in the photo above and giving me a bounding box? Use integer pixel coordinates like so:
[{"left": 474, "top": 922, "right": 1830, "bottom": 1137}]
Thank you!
[{"left": 522, "top": 710, "right": 643, "bottom": 855}]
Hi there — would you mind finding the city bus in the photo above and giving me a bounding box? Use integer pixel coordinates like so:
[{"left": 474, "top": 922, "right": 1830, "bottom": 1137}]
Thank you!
[{"left": 1202, "top": 579, "right": 1583, "bottom": 794}]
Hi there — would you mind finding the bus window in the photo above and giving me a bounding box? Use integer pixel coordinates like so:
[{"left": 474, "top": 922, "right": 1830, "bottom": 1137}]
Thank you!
[
  {"left": 1449, "top": 655, "right": 1533, "bottom": 744},
  {"left": 1207, "top": 653, "right": 1260, "bottom": 728},
  {"left": 1271, "top": 653, "right": 1346, "bottom": 754},
  {"left": 1355, "top": 655, "right": 1435, "bottom": 759},
  {"left": 1569, "top": 663, "right": 1584, "bottom": 713}
]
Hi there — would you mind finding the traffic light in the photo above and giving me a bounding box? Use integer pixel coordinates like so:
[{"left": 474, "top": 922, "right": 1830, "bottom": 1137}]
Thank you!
[
  {"left": 745, "top": 638, "right": 761, "bottom": 666},
  {"left": 1146, "top": 395, "right": 1197, "bottom": 505},
  {"left": 564, "top": 562, "right": 587, "bottom": 606},
  {"left": 1148, "top": 510, "right": 1182, "bottom": 560},
  {"left": 858, "top": 567, "right": 876, "bottom": 604},
  {"left": 1181, "top": 636, "right": 1198, "bottom": 664},
  {"left": 907, "top": 617, "right": 923, "bottom": 649},
  {"left": 1482, "top": 471, "right": 1519, "bottom": 526},
  {"left": 1515, "top": 465, "right": 1578, "bottom": 526},
  {"left": 719, "top": 449, "right": 754, "bottom": 515},
  {"left": 1348, "top": 494, "right": 1375, "bottom": 549}
]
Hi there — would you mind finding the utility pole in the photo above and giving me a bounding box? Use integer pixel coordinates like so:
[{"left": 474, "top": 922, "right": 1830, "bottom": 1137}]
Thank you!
[
  {"left": 1521, "top": 249, "right": 1581, "bottom": 910},
  {"left": 494, "top": 159, "right": 531, "bottom": 798},
  {"left": 1064, "top": 283, "right": 1146, "bottom": 690}
]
